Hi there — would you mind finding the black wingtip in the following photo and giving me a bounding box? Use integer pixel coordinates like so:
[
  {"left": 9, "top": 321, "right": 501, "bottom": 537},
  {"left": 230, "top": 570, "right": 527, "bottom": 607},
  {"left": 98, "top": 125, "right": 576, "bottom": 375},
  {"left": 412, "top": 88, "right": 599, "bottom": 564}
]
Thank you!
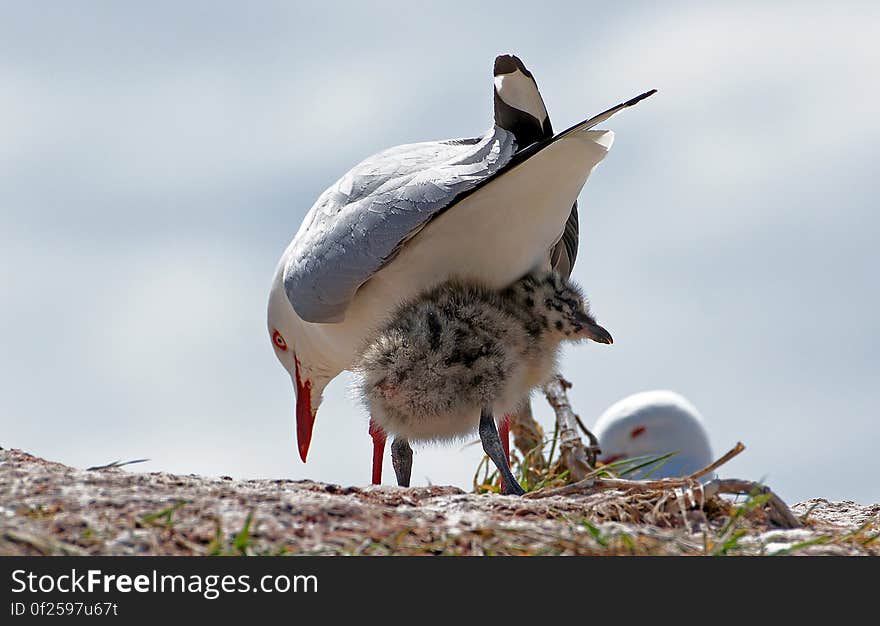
[
  {"left": 494, "top": 54, "right": 534, "bottom": 78},
  {"left": 624, "top": 89, "right": 658, "bottom": 108},
  {"left": 493, "top": 53, "right": 550, "bottom": 147}
]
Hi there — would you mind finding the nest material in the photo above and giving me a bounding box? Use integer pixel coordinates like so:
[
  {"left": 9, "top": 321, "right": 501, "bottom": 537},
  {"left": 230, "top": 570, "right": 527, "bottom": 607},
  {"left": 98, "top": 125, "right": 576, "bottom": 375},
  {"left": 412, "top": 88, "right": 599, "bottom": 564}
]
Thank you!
[{"left": 494, "top": 377, "right": 802, "bottom": 532}]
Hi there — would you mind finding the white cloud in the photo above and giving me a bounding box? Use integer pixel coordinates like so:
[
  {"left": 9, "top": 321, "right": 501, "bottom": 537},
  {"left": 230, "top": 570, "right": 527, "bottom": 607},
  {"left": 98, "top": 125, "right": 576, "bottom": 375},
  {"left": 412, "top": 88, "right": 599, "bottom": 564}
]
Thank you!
[
  {"left": 557, "top": 4, "right": 880, "bottom": 193},
  {"left": 0, "top": 59, "right": 403, "bottom": 201}
]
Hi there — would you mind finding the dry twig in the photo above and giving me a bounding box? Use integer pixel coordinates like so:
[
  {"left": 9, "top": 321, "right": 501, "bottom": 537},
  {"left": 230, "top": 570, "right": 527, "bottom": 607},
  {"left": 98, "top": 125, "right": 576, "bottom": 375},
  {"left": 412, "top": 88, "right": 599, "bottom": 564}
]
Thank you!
[
  {"left": 541, "top": 376, "right": 599, "bottom": 479},
  {"left": 524, "top": 441, "right": 800, "bottom": 529},
  {"left": 87, "top": 459, "right": 150, "bottom": 471}
]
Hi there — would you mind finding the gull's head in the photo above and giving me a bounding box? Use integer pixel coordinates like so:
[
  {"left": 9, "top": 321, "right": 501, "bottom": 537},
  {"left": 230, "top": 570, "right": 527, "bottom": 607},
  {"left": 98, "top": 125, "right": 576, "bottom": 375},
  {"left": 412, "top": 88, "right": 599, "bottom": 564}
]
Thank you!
[
  {"left": 593, "top": 390, "right": 714, "bottom": 479},
  {"left": 267, "top": 272, "right": 330, "bottom": 463}
]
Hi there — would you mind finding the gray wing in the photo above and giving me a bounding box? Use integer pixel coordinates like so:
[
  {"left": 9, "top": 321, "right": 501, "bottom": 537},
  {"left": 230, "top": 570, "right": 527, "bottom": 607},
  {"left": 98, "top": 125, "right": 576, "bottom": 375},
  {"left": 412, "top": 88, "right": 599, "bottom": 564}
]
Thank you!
[{"left": 283, "top": 127, "right": 517, "bottom": 323}]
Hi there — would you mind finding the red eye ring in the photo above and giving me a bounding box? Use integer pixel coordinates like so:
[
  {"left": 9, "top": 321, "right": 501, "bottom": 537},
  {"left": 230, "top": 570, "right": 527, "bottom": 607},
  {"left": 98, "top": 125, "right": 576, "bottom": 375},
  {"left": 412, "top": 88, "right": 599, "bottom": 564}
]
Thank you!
[{"left": 272, "top": 330, "right": 288, "bottom": 351}]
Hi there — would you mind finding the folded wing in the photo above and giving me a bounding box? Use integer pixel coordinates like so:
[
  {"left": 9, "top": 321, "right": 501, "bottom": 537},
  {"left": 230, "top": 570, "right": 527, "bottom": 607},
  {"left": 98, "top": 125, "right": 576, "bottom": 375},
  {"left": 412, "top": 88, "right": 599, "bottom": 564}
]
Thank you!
[
  {"left": 284, "top": 127, "right": 517, "bottom": 323},
  {"left": 283, "top": 53, "right": 654, "bottom": 325}
]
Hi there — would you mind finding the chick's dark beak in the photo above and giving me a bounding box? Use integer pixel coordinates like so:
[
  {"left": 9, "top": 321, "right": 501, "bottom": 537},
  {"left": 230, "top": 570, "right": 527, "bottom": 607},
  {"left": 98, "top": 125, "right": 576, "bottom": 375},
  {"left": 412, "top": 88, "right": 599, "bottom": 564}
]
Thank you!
[
  {"left": 573, "top": 312, "right": 613, "bottom": 344},
  {"left": 585, "top": 323, "right": 613, "bottom": 344}
]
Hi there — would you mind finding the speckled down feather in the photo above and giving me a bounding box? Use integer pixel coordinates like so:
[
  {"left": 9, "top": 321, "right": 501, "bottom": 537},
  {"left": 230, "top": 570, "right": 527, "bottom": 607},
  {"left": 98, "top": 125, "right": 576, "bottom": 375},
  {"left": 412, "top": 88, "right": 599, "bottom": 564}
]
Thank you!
[{"left": 355, "top": 270, "right": 607, "bottom": 442}]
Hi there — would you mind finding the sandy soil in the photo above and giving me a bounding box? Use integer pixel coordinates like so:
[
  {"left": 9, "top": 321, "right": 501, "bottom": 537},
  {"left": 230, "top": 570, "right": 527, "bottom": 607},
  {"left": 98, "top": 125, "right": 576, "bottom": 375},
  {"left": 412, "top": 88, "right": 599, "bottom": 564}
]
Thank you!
[{"left": 1, "top": 448, "right": 877, "bottom": 556}]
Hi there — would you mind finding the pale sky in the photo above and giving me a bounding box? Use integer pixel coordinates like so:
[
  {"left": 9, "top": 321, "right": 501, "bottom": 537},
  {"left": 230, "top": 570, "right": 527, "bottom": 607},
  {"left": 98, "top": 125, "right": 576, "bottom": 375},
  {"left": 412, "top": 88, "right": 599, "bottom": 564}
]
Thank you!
[{"left": 2, "top": 2, "right": 878, "bottom": 504}]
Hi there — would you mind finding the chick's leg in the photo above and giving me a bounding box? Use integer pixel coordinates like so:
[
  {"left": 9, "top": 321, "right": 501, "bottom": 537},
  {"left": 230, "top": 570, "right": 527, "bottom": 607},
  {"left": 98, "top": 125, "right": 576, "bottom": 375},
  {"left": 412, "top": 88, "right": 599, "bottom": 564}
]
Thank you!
[
  {"left": 480, "top": 408, "right": 526, "bottom": 496},
  {"left": 391, "top": 437, "right": 413, "bottom": 487}
]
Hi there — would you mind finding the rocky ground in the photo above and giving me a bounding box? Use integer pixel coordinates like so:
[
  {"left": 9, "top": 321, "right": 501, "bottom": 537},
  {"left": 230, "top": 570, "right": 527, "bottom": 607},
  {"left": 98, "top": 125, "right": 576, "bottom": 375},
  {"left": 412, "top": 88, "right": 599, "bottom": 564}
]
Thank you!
[{"left": 1, "top": 448, "right": 877, "bottom": 556}]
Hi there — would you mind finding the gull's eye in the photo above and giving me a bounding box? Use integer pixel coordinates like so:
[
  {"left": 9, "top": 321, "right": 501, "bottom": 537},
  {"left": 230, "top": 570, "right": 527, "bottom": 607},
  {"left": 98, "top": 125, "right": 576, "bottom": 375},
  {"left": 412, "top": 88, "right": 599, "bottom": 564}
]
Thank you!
[{"left": 272, "top": 330, "right": 288, "bottom": 351}]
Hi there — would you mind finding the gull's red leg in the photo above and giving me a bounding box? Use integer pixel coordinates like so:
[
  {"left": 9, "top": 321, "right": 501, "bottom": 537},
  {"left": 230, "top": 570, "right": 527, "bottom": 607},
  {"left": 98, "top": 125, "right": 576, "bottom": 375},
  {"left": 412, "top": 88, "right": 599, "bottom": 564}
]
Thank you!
[
  {"left": 369, "top": 418, "right": 386, "bottom": 485},
  {"left": 499, "top": 415, "right": 511, "bottom": 465},
  {"left": 480, "top": 410, "right": 524, "bottom": 496}
]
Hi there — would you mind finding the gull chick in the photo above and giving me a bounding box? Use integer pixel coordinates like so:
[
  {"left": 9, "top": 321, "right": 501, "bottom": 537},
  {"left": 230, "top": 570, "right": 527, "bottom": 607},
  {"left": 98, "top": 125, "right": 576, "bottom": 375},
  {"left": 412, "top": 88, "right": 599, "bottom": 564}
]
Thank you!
[{"left": 356, "top": 270, "right": 612, "bottom": 495}]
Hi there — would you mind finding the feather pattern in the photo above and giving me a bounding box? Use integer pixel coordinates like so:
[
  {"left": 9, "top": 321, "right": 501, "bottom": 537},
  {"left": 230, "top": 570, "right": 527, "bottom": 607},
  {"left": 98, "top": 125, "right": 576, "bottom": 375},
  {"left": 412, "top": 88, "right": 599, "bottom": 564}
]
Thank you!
[
  {"left": 281, "top": 60, "right": 654, "bottom": 325},
  {"left": 356, "top": 270, "right": 611, "bottom": 442},
  {"left": 284, "top": 127, "right": 517, "bottom": 323}
]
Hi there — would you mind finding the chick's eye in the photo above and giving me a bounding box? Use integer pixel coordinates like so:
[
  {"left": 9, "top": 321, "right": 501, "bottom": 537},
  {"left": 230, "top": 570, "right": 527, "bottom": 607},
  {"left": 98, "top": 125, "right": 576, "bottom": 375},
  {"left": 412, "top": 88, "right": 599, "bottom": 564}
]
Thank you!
[{"left": 272, "top": 330, "right": 288, "bottom": 351}]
